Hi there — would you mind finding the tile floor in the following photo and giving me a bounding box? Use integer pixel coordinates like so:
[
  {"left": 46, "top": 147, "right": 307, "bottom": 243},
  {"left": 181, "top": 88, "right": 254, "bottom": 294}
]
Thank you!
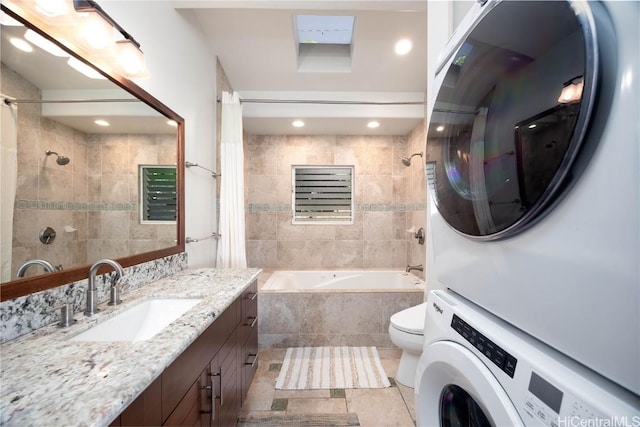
[{"left": 240, "top": 348, "right": 416, "bottom": 426}]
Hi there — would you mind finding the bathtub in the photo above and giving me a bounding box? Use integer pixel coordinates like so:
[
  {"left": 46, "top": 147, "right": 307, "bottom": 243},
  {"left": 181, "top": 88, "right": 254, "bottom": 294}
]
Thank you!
[
  {"left": 258, "top": 269, "right": 425, "bottom": 349},
  {"left": 262, "top": 270, "right": 423, "bottom": 291}
]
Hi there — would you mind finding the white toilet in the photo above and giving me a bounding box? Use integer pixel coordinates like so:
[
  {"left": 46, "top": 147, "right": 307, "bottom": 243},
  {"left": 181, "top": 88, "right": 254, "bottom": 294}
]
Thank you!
[{"left": 388, "top": 302, "right": 427, "bottom": 388}]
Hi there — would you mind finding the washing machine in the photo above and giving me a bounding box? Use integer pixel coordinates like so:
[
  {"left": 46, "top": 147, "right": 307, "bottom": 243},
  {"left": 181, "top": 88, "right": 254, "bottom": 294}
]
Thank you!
[
  {"left": 415, "top": 290, "right": 640, "bottom": 426},
  {"left": 423, "top": 0, "right": 640, "bottom": 396}
]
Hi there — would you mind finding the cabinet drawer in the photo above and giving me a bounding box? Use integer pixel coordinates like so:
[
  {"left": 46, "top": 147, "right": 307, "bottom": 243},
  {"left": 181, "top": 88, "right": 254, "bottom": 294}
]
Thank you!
[
  {"left": 163, "top": 370, "right": 208, "bottom": 426},
  {"left": 241, "top": 281, "right": 257, "bottom": 319},
  {"left": 241, "top": 326, "right": 259, "bottom": 403}
]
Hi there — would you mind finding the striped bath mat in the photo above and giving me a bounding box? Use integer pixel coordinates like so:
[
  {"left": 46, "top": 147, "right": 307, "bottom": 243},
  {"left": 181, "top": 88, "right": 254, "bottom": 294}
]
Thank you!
[{"left": 275, "top": 346, "right": 391, "bottom": 390}]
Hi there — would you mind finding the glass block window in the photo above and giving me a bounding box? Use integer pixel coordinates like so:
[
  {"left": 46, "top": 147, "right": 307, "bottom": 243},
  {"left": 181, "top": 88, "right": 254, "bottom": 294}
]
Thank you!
[
  {"left": 292, "top": 166, "right": 354, "bottom": 224},
  {"left": 139, "top": 165, "right": 177, "bottom": 224}
]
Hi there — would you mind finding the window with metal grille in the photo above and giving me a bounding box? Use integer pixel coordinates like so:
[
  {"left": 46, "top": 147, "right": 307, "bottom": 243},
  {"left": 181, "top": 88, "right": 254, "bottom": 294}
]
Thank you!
[
  {"left": 292, "top": 166, "right": 354, "bottom": 224},
  {"left": 139, "top": 165, "right": 177, "bottom": 224}
]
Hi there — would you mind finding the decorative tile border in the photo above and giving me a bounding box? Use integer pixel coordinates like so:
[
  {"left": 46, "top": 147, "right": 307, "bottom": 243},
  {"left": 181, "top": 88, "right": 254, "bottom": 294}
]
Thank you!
[
  {"left": 14, "top": 199, "right": 137, "bottom": 212},
  {"left": 246, "top": 202, "right": 426, "bottom": 212}
]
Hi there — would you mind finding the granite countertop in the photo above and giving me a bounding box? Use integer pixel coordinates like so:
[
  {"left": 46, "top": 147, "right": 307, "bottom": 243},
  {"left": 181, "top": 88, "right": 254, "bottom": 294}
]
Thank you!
[{"left": 0, "top": 268, "right": 261, "bottom": 427}]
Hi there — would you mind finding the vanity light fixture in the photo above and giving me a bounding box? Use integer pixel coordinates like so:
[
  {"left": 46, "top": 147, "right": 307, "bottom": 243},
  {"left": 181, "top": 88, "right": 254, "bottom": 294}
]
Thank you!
[
  {"left": 367, "top": 120, "right": 380, "bottom": 129},
  {"left": 2, "top": 0, "right": 150, "bottom": 79},
  {"left": 394, "top": 38, "right": 413, "bottom": 55},
  {"left": 292, "top": 120, "right": 305, "bottom": 128},
  {"left": 167, "top": 120, "right": 178, "bottom": 127},
  {"left": 9, "top": 37, "right": 32, "bottom": 52},
  {"left": 94, "top": 119, "right": 110, "bottom": 126}
]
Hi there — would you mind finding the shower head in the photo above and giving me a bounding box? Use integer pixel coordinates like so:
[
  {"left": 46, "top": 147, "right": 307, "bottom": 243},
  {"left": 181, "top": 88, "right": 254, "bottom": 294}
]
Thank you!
[
  {"left": 45, "top": 150, "right": 70, "bottom": 166},
  {"left": 401, "top": 152, "right": 423, "bottom": 167}
]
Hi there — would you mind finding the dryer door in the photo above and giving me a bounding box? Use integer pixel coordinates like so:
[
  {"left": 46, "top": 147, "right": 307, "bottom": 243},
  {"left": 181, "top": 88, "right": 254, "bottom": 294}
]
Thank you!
[
  {"left": 417, "top": 341, "right": 523, "bottom": 427},
  {"left": 426, "top": 0, "right": 598, "bottom": 240}
]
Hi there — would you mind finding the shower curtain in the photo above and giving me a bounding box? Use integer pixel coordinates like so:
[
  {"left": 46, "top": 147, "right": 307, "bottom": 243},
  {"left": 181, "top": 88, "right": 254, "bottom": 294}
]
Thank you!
[
  {"left": 216, "top": 91, "right": 247, "bottom": 268},
  {"left": 1, "top": 97, "right": 18, "bottom": 282},
  {"left": 469, "top": 107, "right": 496, "bottom": 234}
]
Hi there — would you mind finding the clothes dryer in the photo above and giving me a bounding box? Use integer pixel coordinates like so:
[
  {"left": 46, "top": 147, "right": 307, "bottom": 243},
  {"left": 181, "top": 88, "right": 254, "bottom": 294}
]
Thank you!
[
  {"left": 424, "top": 0, "right": 639, "bottom": 395},
  {"left": 415, "top": 290, "right": 640, "bottom": 426}
]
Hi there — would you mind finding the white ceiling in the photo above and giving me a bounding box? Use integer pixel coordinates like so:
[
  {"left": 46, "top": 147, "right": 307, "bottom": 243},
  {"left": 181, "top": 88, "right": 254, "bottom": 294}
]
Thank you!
[{"left": 176, "top": 0, "right": 428, "bottom": 135}]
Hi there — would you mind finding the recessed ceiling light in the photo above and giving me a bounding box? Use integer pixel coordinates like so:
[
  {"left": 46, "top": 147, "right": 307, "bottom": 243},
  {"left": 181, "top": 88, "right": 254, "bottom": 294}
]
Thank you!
[
  {"left": 394, "top": 38, "right": 413, "bottom": 55},
  {"left": 367, "top": 121, "right": 380, "bottom": 129},
  {"left": 436, "top": 125, "right": 445, "bottom": 132},
  {"left": 292, "top": 120, "right": 305, "bottom": 128},
  {"left": 94, "top": 119, "right": 110, "bottom": 127},
  {"left": 10, "top": 37, "right": 32, "bottom": 53},
  {"left": 167, "top": 120, "right": 178, "bottom": 127}
]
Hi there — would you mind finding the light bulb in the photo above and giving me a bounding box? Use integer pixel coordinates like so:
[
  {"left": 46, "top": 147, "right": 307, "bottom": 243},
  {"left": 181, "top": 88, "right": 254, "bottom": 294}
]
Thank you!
[
  {"left": 79, "top": 11, "right": 114, "bottom": 50},
  {"left": 116, "top": 40, "right": 146, "bottom": 75},
  {"left": 367, "top": 121, "right": 380, "bottom": 128},
  {"left": 35, "top": 0, "right": 71, "bottom": 17},
  {"left": 292, "top": 120, "right": 305, "bottom": 128}
]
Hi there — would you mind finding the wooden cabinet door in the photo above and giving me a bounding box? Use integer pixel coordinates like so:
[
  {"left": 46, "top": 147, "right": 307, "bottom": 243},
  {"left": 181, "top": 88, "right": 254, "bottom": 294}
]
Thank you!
[{"left": 163, "top": 370, "right": 210, "bottom": 426}]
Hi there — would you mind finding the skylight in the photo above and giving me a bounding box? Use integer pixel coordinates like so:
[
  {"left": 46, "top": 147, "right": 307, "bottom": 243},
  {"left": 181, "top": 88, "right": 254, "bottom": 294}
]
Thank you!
[
  {"left": 295, "top": 15, "right": 355, "bottom": 73},
  {"left": 296, "top": 15, "right": 355, "bottom": 45}
]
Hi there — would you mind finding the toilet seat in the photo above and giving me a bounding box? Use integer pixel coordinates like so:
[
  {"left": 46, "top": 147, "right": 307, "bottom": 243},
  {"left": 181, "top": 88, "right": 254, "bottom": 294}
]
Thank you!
[{"left": 390, "top": 302, "right": 427, "bottom": 335}]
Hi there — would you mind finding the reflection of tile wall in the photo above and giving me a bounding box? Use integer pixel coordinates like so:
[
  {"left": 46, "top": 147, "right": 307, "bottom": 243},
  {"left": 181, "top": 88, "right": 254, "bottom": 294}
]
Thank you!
[
  {"left": 406, "top": 121, "right": 427, "bottom": 279},
  {"left": 245, "top": 129, "right": 427, "bottom": 273},
  {"left": 86, "top": 134, "right": 177, "bottom": 263},
  {"left": 4, "top": 64, "right": 177, "bottom": 280}
]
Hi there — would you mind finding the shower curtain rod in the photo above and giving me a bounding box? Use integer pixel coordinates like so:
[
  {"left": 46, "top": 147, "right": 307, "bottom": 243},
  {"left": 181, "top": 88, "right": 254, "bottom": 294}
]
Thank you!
[
  {"left": 2, "top": 97, "right": 140, "bottom": 105},
  {"left": 216, "top": 98, "right": 424, "bottom": 106}
]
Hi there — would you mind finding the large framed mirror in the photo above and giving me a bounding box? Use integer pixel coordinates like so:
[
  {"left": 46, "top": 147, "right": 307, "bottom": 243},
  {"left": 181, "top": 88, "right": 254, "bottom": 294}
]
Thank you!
[{"left": 0, "top": 4, "right": 185, "bottom": 301}]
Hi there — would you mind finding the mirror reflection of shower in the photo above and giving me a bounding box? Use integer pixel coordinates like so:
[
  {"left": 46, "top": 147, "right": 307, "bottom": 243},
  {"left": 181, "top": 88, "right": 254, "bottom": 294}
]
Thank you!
[
  {"left": 401, "top": 152, "right": 423, "bottom": 166},
  {"left": 45, "top": 150, "right": 70, "bottom": 165}
]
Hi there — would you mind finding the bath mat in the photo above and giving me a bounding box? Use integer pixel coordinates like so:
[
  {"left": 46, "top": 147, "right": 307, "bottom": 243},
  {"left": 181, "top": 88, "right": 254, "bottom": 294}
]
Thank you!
[{"left": 275, "top": 346, "right": 391, "bottom": 390}]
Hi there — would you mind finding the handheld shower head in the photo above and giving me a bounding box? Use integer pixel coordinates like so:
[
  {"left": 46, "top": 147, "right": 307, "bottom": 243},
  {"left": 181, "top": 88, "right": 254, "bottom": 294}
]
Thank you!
[
  {"left": 45, "top": 150, "right": 70, "bottom": 166},
  {"left": 401, "top": 152, "right": 423, "bottom": 167}
]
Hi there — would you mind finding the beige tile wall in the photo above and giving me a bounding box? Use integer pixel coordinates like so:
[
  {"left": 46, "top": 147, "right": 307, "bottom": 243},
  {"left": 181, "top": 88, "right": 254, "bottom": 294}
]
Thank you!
[{"left": 245, "top": 123, "right": 427, "bottom": 275}]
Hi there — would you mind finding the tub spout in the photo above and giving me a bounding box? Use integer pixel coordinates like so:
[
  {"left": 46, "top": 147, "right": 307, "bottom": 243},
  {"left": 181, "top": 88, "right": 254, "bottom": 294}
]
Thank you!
[{"left": 405, "top": 264, "right": 423, "bottom": 273}]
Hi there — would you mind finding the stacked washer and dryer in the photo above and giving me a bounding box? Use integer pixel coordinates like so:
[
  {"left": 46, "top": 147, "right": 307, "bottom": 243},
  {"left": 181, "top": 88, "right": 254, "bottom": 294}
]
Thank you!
[{"left": 416, "top": 0, "right": 640, "bottom": 425}]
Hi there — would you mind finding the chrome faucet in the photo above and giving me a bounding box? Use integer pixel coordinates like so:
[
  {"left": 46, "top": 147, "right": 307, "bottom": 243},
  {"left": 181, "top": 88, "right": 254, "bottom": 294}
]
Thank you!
[
  {"left": 405, "top": 264, "right": 424, "bottom": 273},
  {"left": 85, "top": 259, "right": 124, "bottom": 316},
  {"left": 16, "top": 259, "right": 55, "bottom": 278}
]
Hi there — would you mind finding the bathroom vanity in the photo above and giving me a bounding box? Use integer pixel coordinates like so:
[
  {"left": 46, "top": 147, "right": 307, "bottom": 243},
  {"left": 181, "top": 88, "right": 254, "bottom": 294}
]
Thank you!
[{"left": 0, "top": 268, "right": 260, "bottom": 427}]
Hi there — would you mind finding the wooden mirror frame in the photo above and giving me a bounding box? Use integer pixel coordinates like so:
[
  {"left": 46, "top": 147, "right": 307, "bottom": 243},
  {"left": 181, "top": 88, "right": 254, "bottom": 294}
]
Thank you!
[{"left": 0, "top": 5, "right": 185, "bottom": 301}]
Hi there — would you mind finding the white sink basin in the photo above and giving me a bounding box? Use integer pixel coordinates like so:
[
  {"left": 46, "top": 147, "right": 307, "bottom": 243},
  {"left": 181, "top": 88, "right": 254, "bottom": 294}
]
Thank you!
[{"left": 70, "top": 298, "right": 202, "bottom": 342}]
